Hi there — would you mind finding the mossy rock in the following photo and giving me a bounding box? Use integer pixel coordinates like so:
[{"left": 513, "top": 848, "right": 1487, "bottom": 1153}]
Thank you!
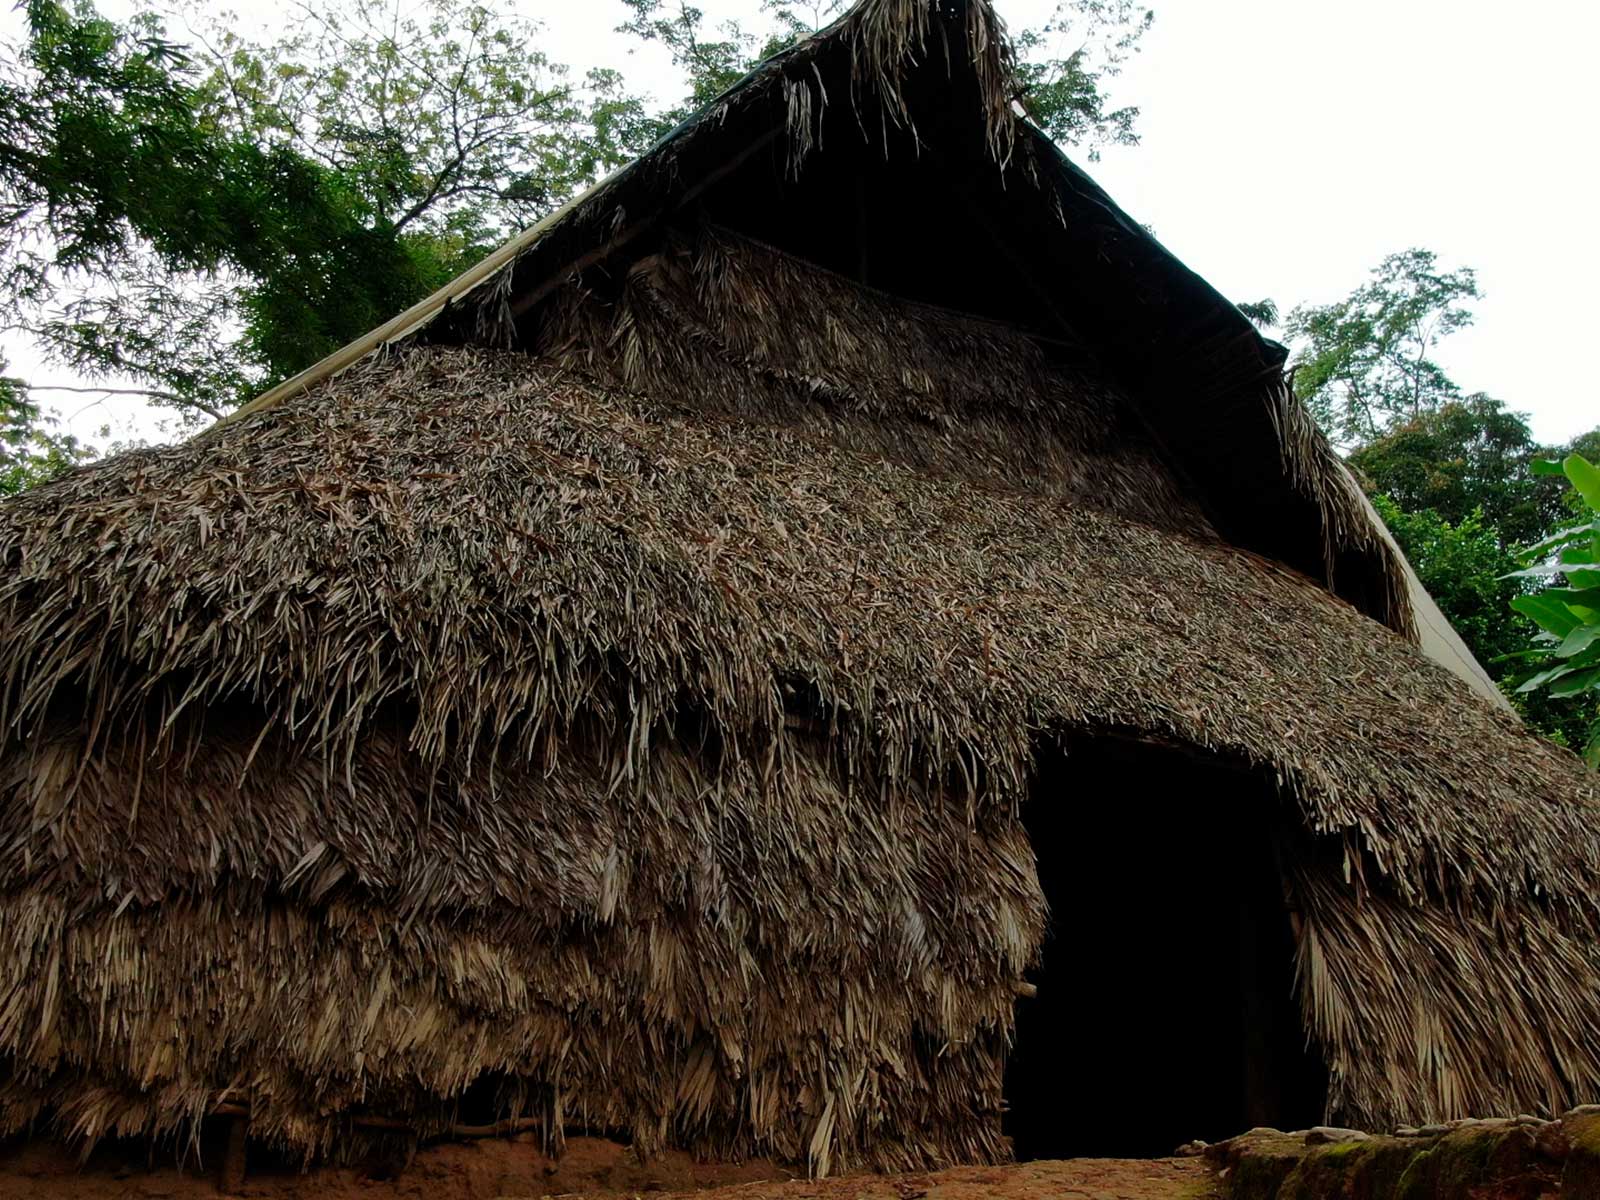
[
  {"left": 1346, "top": 1139, "right": 1430, "bottom": 1200},
  {"left": 1217, "top": 1125, "right": 1558, "bottom": 1200},
  {"left": 1208, "top": 1131, "right": 1306, "bottom": 1200},
  {"left": 1563, "top": 1113, "right": 1600, "bottom": 1197},
  {"left": 1396, "top": 1128, "right": 1540, "bottom": 1200},
  {"left": 1277, "top": 1138, "right": 1441, "bottom": 1200},
  {"left": 1278, "top": 1142, "right": 1372, "bottom": 1199}
]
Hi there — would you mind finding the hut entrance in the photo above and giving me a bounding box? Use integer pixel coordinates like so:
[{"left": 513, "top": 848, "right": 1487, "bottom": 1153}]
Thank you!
[{"left": 1004, "top": 738, "right": 1325, "bottom": 1160}]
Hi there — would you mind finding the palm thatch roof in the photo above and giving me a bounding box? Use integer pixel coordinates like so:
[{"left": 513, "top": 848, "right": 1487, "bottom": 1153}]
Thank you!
[
  {"left": 237, "top": 0, "right": 1418, "bottom": 649},
  {"left": 0, "top": 0, "right": 1596, "bottom": 1175}
]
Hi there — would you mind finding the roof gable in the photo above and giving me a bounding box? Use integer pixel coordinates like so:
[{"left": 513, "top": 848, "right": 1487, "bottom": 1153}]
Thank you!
[{"left": 230, "top": 0, "right": 1414, "bottom": 640}]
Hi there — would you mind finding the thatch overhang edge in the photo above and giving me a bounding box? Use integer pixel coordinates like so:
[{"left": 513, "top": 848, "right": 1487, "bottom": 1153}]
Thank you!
[{"left": 1, "top": 342, "right": 1587, "bottom": 913}]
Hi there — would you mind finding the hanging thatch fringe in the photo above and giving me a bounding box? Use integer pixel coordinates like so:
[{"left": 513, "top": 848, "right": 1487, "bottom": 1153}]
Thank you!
[
  {"left": 0, "top": 724, "right": 1029, "bottom": 1171},
  {"left": 1262, "top": 374, "right": 1416, "bottom": 641},
  {"left": 840, "top": 0, "right": 1017, "bottom": 166}
]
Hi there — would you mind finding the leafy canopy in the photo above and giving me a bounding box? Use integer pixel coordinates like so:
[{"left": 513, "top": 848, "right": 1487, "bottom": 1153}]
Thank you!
[
  {"left": 1375, "top": 496, "right": 1524, "bottom": 671},
  {"left": 0, "top": 0, "right": 650, "bottom": 422},
  {"left": 0, "top": 358, "right": 86, "bottom": 494},
  {"left": 1284, "top": 246, "right": 1600, "bottom": 748},
  {"left": 1375, "top": 494, "right": 1593, "bottom": 749},
  {"left": 1286, "top": 248, "right": 1479, "bottom": 445},
  {"left": 1348, "top": 394, "right": 1575, "bottom": 549}
]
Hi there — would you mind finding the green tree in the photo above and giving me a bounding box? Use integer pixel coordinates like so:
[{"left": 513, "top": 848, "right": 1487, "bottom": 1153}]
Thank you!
[
  {"left": 1349, "top": 395, "right": 1569, "bottom": 548},
  {"left": 0, "top": 361, "right": 89, "bottom": 494},
  {"left": 1008, "top": 1, "right": 1154, "bottom": 155},
  {"left": 1284, "top": 248, "right": 1600, "bottom": 751},
  {"left": 0, "top": 0, "right": 650, "bottom": 421},
  {"left": 1375, "top": 494, "right": 1595, "bottom": 749},
  {"left": 1503, "top": 454, "right": 1600, "bottom": 766},
  {"left": 1568, "top": 427, "right": 1600, "bottom": 463},
  {"left": 1286, "top": 248, "right": 1479, "bottom": 445},
  {"left": 615, "top": 0, "right": 777, "bottom": 131},
  {"left": 1376, "top": 496, "right": 1524, "bottom": 666}
]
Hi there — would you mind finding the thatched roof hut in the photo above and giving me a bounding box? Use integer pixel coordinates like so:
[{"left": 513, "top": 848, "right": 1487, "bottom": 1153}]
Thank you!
[{"left": 1, "top": 0, "right": 1596, "bottom": 1174}]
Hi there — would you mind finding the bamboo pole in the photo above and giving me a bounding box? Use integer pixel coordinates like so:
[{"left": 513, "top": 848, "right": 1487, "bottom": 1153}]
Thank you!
[
  {"left": 220, "top": 126, "right": 780, "bottom": 429},
  {"left": 505, "top": 128, "right": 781, "bottom": 321}
]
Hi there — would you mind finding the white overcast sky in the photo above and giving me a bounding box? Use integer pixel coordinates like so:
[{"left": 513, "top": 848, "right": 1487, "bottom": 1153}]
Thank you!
[{"left": 9, "top": 0, "right": 1598, "bottom": 446}]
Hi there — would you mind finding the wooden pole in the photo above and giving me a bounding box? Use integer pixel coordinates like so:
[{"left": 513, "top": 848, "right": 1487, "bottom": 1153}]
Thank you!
[
  {"left": 217, "top": 1114, "right": 248, "bottom": 1195},
  {"left": 210, "top": 1097, "right": 542, "bottom": 1141},
  {"left": 507, "top": 128, "right": 782, "bottom": 321}
]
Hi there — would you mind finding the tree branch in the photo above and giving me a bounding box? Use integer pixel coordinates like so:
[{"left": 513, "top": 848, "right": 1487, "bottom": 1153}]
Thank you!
[{"left": 26, "top": 383, "right": 222, "bottom": 419}]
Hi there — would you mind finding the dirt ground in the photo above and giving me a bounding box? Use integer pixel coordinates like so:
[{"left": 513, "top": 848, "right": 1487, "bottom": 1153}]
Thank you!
[{"left": 0, "top": 1135, "right": 1218, "bottom": 1200}]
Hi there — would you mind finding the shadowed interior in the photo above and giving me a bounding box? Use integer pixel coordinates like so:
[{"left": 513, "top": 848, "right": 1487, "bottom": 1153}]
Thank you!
[{"left": 1006, "top": 739, "right": 1326, "bottom": 1159}]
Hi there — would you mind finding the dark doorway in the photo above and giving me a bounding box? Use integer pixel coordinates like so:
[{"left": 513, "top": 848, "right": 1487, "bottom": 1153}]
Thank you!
[{"left": 1004, "top": 737, "right": 1326, "bottom": 1160}]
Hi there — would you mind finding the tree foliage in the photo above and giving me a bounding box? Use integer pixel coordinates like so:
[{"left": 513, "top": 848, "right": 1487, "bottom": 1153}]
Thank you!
[
  {"left": 614, "top": 0, "right": 785, "bottom": 133},
  {"left": 1348, "top": 395, "right": 1573, "bottom": 549},
  {"left": 0, "top": 0, "right": 651, "bottom": 420},
  {"left": 1294, "top": 248, "right": 1600, "bottom": 749},
  {"left": 0, "top": 358, "right": 87, "bottom": 494},
  {"left": 1, "top": 0, "right": 262, "bottom": 417},
  {"left": 1287, "top": 248, "right": 1479, "bottom": 445},
  {"left": 1503, "top": 455, "right": 1600, "bottom": 766},
  {"left": 1008, "top": 1, "right": 1153, "bottom": 156},
  {"left": 1372, "top": 494, "right": 1589, "bottom": 748},
  {"left": 1375, "top": 497, "right": 1524, "bottom": 668}
]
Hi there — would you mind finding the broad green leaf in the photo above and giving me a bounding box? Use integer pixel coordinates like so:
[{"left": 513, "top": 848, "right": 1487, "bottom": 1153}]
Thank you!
[
  {"left": 1513, "top": 454, "right": 1600, "bottom": 760},
  {"left": 1558, "top": 625, "right": 1600, "bottom": 658},
  {"left": 1510, "top": 594, "right": 1583, "bottom": 637},
  {"left": 1549, "top": 665, "right": 1600, "bottom": 698},
  {"left": 1516, "top": 663, "right": 1576, "bottom": 693},
  {"left": 1565, "top": 454, "right": 1600, "bottom": 513},
  {"left": 1503, "top": 563, "right": 1576, "bottom": 580},
  {"left": 1541, "top": 587, "right": 1600, "bottom": 608},
  {"left": 1518, "top": 522, "right": 1600, "bottom": 561},
  {"left": 1493, "top": 647, "right": 1558, "bottom": 664},
  {"left": 1530, "top": 458, "right": 1568, "bottom": 476}
]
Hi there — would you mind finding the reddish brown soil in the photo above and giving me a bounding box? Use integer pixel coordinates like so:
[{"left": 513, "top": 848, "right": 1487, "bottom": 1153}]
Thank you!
[{"left": 0, "top": 1135, "right": 1218, "bottom": 1200}]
